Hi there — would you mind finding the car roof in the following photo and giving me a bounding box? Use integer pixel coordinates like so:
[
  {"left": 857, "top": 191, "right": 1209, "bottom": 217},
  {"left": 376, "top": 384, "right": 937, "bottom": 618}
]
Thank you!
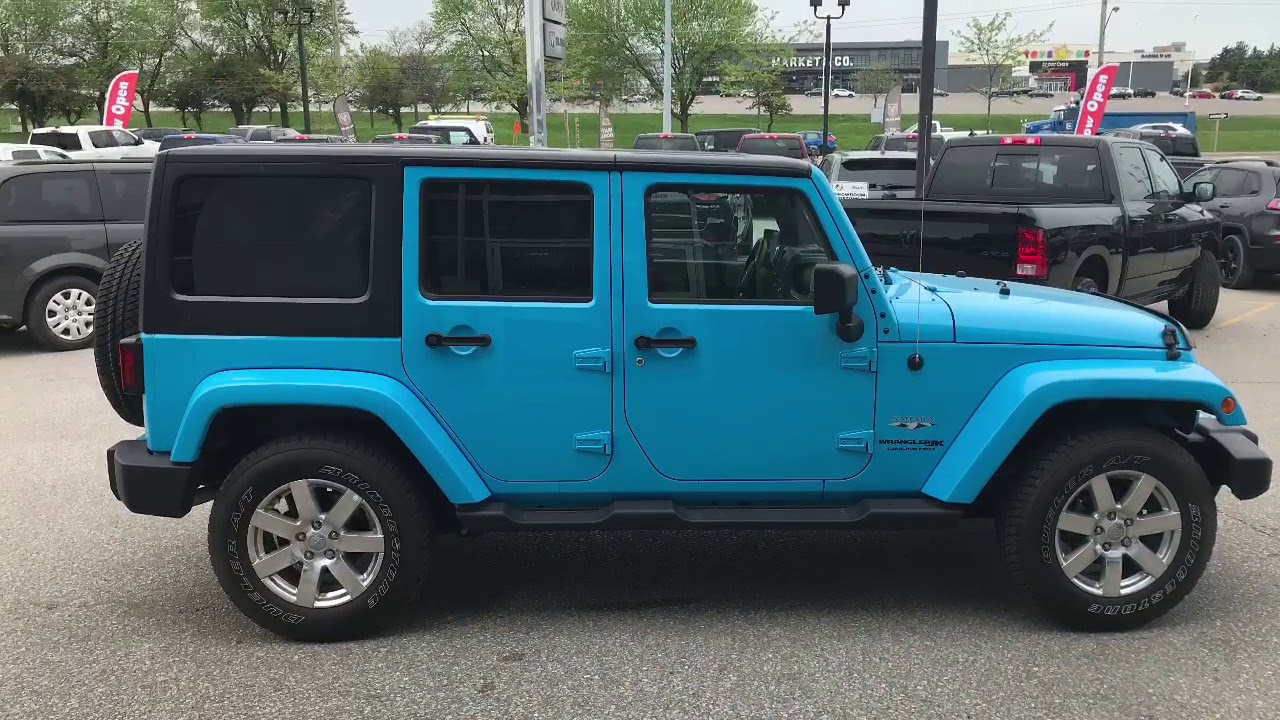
[
  {"left": 635, "top": 132, "right": 696, "bottom": 138},
  {"left": 740, "top": 133, "right": 802, "bottom": 138},
  {"left": 695, "top": 128, "right": 759, "bottom": 133},
  {"left": 945, "top": 134, "right": 1114, "bottom": 147},
  {"left": 160, "top": 144, "right": 814, "bottom": 178},
  {"left": 0, "top": 143, "right": 53, "bottom": 150},
  {"left": 831, "top": 151, "right": 917, "bottom": 160},
  {"left": 31, "top": 125, "right": 117, "bottom": 133}
]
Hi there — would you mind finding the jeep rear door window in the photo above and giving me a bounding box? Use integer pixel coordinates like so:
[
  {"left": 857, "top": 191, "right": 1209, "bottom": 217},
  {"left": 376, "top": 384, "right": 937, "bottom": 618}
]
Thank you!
[
  {"left": 0, "top": 171, "right": 102, "bottom": 223},
  {"left": 645, "top": 186, "right": 835, "bottom": 303},
  {"left": 419, "top": 180, "right": 592, "bottom": 300},
  {"left": 170, "top": 176, "right": 371, "bottom": 298},
  {"left": 96, "top": 170, "right": 150, "bottom": 222}
]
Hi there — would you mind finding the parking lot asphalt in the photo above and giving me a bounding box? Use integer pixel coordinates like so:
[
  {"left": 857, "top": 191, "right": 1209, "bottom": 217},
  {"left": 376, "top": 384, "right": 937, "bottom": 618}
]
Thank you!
[{"left": 1, "top": 289, "right": 1279, "bottom": 720}]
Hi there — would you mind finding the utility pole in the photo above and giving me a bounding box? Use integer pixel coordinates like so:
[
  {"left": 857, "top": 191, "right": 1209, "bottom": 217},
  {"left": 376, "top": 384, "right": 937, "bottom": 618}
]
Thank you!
[
  {"left": 916, "top": 0, "right": 937, "bottom": 194},
  {"left": 275, "top": 2, "right": 315, "bottom": 133},
  {"left": 662, "top": 0, "right": 672, "bottom": 133},
  {"left": 811, "top": 0, "right": 850, "bottom": 157},
  {"left": 1097, "top": 0, "right": 1108, "bottom": 69}
]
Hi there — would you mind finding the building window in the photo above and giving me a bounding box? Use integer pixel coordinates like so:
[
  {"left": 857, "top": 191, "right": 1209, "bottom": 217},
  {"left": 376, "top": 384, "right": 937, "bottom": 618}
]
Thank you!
[{"left": 852, "top": 54, "right": 869, "bottom": 67}]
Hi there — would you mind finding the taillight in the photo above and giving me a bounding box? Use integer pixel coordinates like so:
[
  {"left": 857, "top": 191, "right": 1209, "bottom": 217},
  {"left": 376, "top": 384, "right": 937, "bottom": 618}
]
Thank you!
[
  {"left": 1000, "top": 136, "right": 1042, "bottom": 145},
  {"left": 119, "top": 336, "right": 144, "bottom": 395},
  {"left": 907, "top": 133, "right": 918, "bottom": 139},
  {"left": 294, "top": 135, "right": 310, "bottom": 140},
  {"left": 1266, "top": 199, "right": 1280, "bottom": 212},
  {"left": 182, "top": 134, "right": 196, "bottom": 139},
  {"left": 659, "top": 134, "right": 673, "bottom": 138},
  {"left": 1016, "top": 228, "right": 1049, "bottom": 279}
]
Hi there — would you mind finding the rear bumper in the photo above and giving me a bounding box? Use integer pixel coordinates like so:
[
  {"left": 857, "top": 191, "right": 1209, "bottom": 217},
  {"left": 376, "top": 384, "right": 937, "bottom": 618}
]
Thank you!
[
  {"left": 1181, "top": 417, "right": 1272, "bottom": 500},
  {"left": 107, "top": 439, "right": 200, "bottom": 518}
]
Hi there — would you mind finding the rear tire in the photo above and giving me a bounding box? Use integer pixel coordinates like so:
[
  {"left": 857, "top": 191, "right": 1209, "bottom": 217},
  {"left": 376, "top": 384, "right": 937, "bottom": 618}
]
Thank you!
[
  {"left": 1220, "top": 234, "right": 1254, "bottom": 290},
  {"left": 25, "top": 276, "right": 98, "bottom": 351},
  {"left": 94, "top": 240, "right": 144, "bottom": 427},
  {"left": 1168, "top": 249, "right": 1220, "bottom": 329}
]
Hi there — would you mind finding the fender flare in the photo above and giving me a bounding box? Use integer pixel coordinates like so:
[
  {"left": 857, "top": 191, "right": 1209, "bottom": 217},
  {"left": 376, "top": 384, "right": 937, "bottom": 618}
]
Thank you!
[
  {"left": 170, "top": 369, "right": 491, "bottom": 505},
  {"left": 1069, "top": 246, "right": 1117, "bottom": 294},
  {"left": 922, "top": 359, "right": 1244, "bottom": 505}
]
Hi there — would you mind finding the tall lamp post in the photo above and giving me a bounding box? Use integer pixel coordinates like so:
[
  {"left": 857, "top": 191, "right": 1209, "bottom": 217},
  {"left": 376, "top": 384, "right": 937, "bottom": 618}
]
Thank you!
[
  {"left": 275, "top": 1, "right": 315, "bottom": 134},
  {"left": 1097, "top": 2, "right": 1118, "bottom": 70},
  {"left": 811, "top": 0, "right": 850, "bottom": 156}
]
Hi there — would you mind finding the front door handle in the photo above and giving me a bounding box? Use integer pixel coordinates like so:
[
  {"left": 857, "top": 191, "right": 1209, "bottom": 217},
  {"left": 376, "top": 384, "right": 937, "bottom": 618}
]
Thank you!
[
  {"left": 635, "top": 335, "right": 696, "bottom": 350},
  {"left": 426, "top": 332, "right": 492, "bottom": 348},
  {"left": 1218, "top": 203, "right": 1231, "bottom": 209}
]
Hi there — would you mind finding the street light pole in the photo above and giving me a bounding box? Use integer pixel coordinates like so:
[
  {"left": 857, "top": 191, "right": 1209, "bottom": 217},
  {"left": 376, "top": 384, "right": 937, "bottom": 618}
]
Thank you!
[
  {"left": 811, "top": 0, "right": 850, "bottom": 157},
  {"left": 275, "top": 2, "right": 315, "bottom": 134},
  {"left": 662, "top": 0, "right": 672, "bottom": 133},
  {"left": 916, "top": 0, "right": 938, "bottom": 195},
  {"left": 1097, "top": 2, "right": 1118, "bottom": 70}
]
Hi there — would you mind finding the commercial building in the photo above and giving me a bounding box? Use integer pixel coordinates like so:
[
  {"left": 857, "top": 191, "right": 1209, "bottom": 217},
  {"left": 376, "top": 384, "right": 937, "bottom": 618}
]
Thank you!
[
  {"left": 943, "top": 41, "right": 1193, "bottom": 93},
  {"left": 763, "top": 40, "right": 951, "bottom": 94}
]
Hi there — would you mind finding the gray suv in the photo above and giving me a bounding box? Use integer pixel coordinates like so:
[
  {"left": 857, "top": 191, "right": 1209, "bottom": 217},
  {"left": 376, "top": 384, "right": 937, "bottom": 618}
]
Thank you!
[{"left": 0, "top": 159, "right": 151, "bottom": 350}]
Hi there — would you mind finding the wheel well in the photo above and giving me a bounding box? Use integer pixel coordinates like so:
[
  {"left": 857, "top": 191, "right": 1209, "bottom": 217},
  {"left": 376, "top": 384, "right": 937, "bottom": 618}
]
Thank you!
[
  {"left": 1074, "top": 255, "right": 1109, "bottom": 291},
  {"left": 1201, "top": 232, "right": 1224, "bottom": 260},
  {"left": 196, "top": 405, "right": 458, "bottom": 531},
  {"left": 969, "top": 399, "right": 1202, "bottom": 516},
  {"left": 22, "top": 267, "right": 102, "bottom": 320}
]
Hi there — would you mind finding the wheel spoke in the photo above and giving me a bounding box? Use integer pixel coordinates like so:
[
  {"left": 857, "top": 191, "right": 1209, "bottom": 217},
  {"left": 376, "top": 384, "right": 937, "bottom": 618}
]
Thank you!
[
  {"left": 1119, "top": 474, "right": 1157, "bottom": 516},
  {"left": 338, "top": 532, "right": 385, "bottom": 554},
  {"left": 1128, "top": 542, "right": 1169, "bottom": 577},
  {"left": 1088, "top": 475, "right": 1117, "bottom": 512},
  {"left": 250, "top": 509, "right": 302, "bottom": 539},
  {"left": 325, "top": 489, "right": 363, "bottom": 529},
  {"left": 1061, "top": 541, "right": 1101, "bottom": 577},
  {"left": 1057, "top": 512, "right": 1097, "bottom": 536},
  {"left": 295, "top": 564, "right": 322, "bottom": 608},
  {"left": 1101, "top": 554, "right": 1124, "bottom": 597},
  {"left": 252, "top": 546, "right": 297, "bottom": 579},
  {"left": 289, "top": 480, "right": 321, "bottom": 524},
  {"left": 1131, "top": 511, "right": 1181, "bottom": 537},
  {"left": 328, "top": 557, "right": 367, "bottom": 596}
]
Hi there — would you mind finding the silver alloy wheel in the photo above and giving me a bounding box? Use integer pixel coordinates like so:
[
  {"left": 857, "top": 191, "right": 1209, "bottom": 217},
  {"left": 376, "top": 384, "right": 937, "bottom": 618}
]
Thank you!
[
  {"left": 247, "top": 478, "right": 386, "bottom": 609},
  {"left": 1054, "top": 470, "right": 1182, "bottom": 597},
  {"left": 44, "top": 288, "right": 95, "bottom": 341}
]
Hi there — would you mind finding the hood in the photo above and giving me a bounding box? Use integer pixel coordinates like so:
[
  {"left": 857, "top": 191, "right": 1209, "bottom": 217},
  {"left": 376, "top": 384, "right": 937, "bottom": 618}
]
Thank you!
[{"left": 893, "top": 272, "right": 1188, "bottom": 349}]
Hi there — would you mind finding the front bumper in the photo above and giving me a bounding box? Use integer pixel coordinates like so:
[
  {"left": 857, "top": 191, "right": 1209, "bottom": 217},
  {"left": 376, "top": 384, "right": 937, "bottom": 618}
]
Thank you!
[
  {"left": 1181, "top": 417, "right": 1273, "bottom": 500},
  {"left": 107, "top": 440, "right": 200, "bottom": 518}
]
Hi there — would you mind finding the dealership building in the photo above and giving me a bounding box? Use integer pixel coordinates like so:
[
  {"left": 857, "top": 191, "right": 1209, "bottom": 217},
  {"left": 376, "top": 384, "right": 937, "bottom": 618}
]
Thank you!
[{"left": 767, "top": 40, "right": 952, "bottom": 94}]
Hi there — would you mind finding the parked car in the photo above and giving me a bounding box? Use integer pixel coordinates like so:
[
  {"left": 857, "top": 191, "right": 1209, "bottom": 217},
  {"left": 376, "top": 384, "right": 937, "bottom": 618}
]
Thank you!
[
  {"left": 1184, "top": 159, "right": 1280, "bottom": 288},
  {"left": 1171, "top": 88, "right": 1186, "bottom": 97},
  {"left": 1110, "top": 87, "right": 1135, "bottom": 99},
  {"left": 228, "top": 125, "right": 301, "bottom": 143},
  {"left": 1186, "top": 89, "right": 1215, "bottom": 99},
  {"left": 414, "top": 114, "right": 495, "bottom": 144},
  {"left": 277, "top": 134, "right": 349, "bottom": 143},
  {"left": 408, "top": 123, "right": 482, "bottom": 145},
  {"left": 633, "top": 132, "right": 702, "bottom": 151},
  {"left": 28, "top": 126, "right": 157, "bottom": 160},
  {"left": 803, "top": 87, "right": 824, "bottom": 97},
  {"left": 831, "top": 88, "right": 856, "bottom": 98},
  {"left": 1028, "top": 88, "right": 1056, "bottom": 98},
  {"left": 158, "top": 134, "right": 249, "bottom": 151},
  {"left": 818, "top": 150, "right": 916, "bottom": 199},
  {"left": 735, "top": 133, "right": 808, "bottom": 160},
  {"left": 96, "top": 142, "right": 1271, "bottom": 641},
  {"left": 1218, "top": 90, "right": 1239, "bottom": 100},
  {"left": 840, "top": 133, "right": 1222, "bottom": 327},
  {"left": 1129, "top": 123, "right": 1193, "bottom": 134},
  {"left": 129, "top": 127, "right": 194, "bottom": 142},
  {"left": 1234, "top": 89, "right": 1264, "bottom": 101},
  {"left": 0, "top": 159, "right": 150, "bottom": 349},
  {"left": 0, "top": 143, "right": 73, "bottom": 161},
  {"left": 694, "top": 128, "right": 760, "bottom": 152},
  {"left": 933, "top": 87, "right": 950, "bottom": 96},
  {"left": 800, "top": 130, "right": 838, "bottom": 153},
  {"left": 370, "top": 133, "right": 447, "bottom": 145},
  {"left": 1133, "top": 88, "right": 1158, "bottom": 98},
  {"left": 1106, "top": 128, "right": 1203, "bottom": 177}
]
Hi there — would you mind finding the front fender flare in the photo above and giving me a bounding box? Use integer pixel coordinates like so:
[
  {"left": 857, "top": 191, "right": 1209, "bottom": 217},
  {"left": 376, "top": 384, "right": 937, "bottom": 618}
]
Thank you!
[
  {"left": 170, "top": 369, "right": 491, "bottom": 505},
  {"left": 922, "top": 360, "right": 1244, "bottom": 505}
]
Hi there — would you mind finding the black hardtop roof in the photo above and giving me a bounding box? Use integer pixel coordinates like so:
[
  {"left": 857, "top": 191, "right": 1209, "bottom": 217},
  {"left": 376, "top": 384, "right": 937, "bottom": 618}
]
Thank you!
[{"left": 159, "top": 144, "right": 815, "bottom": 178}]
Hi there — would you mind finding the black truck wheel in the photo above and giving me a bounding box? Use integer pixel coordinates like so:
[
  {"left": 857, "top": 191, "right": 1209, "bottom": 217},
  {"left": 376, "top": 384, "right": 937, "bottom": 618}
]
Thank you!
[
  {"left": 94, "top": 240, "right": 145, "bottom": 427},
  {"left": 1168, "top": 250, "right": 1220, "bottom": 330},
  {"left": 1000, "top": 426, "right": 1217, "bottom": 631}
]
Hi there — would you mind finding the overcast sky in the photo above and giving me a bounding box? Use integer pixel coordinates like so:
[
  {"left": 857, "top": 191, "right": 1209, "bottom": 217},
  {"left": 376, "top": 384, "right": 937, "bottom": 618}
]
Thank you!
[{"left": 347, "top": 0, "right": 1277, "bottom": 59}]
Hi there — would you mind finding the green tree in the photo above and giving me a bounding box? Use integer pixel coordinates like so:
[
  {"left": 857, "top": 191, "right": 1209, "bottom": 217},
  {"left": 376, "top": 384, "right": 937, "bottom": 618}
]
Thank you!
[
  {"left": 0, "top": 0, "right": 68, "bottom": 130},
  {"left": 956, "top": 12, "right": 1053, "bottom": 131},
  {"left": 854, "top": 65, "right": 898, "bottom": 108},
  {"left": 160, "top": 63, "right": 218, "bottom": 129},
  {"left": 388, "top": 21, "right": 459, "bottom": 120},
  {"left": 64, "top": 0, "right": 134, "bottom": 118},
  {"left": 350, "top": 45, "right": 412, "bottom": 131},
  {"left": 430, "top": 0, "right": 528, "bottom": 127},
  {"left": 126, "top": 0, "right": 188, "bottom": 126}
]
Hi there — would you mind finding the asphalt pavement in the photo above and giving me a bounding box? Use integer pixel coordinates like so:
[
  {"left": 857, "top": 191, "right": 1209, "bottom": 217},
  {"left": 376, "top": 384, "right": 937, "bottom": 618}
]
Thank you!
[{"left": 1, "top": 288, "right": 1279, "bottom": 719}]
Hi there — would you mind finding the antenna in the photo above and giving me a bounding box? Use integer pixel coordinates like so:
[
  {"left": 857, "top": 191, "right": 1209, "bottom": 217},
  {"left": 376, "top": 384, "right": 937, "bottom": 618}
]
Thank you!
[{"left": 907, "top": 191, "right": 925, "bottom": 372}]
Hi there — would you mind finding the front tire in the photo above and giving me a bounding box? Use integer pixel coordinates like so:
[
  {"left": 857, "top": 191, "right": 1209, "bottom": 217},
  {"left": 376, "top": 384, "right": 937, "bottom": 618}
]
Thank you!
[
  {"left": 25, "top": 276, "right": 98, "bottom": 351},
  {"left": 1168, "top": 249, "right": 1220, "bottom": 329},
  {"left": 999, "top": 426, "right": 1217, "bottom": 631},
  {"left": 208, "top": 434, "right": 432, "bottom": 641}
]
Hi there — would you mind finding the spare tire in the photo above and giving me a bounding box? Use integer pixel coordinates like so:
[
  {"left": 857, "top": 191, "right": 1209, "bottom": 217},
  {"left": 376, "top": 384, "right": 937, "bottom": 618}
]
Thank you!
[{"left": 95, "top": 240, "right": 144, "bottom": 427}]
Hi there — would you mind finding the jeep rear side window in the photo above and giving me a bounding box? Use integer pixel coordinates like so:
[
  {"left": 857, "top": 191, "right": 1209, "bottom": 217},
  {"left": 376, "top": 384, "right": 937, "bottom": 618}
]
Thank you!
[
  {"left": 645, "top": 186, "right": 835, "bottom": 303},
  {"left": 170, "top": 176, "right": 372, "bottom": 298},
  {"left": 419, "top": 180, "right": 592, "bottom": 301},
  {"left": 0, "top": 171, "right": 103, "bottom": 223}
]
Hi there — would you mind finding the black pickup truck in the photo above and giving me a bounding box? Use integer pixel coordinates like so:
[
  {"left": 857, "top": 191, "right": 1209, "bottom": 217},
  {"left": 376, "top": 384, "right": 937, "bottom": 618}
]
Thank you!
[{"left": 842, "top": 133, "right": 1224, "bottom": 328}]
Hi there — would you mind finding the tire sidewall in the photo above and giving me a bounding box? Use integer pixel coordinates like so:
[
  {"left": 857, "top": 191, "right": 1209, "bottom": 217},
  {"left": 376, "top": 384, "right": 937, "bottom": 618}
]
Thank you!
[
  {"left": 1013, "top": 437, "right": 1216, "bottom": 625},
  {"left": 209, "top": 444, "right": 428, "bottom": 639},
  {"left": 27, "top": 276, "right": 98, "bottom": 351}
]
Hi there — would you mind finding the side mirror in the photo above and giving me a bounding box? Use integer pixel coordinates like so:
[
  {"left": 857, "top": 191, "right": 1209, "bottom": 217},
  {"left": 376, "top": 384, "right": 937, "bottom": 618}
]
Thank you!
[
  {"left": 812, "top": 263, "right": 864, "bottom": 343},
  {"left": 1191, "top": 181, "right": 1216, "bottom": 203}
]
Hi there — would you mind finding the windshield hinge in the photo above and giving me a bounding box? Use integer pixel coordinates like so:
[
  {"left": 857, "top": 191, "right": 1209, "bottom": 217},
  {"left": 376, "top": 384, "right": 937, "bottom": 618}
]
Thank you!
[
  {"left": 840, "top": 348, "right": 877, "bottom": 373},
  {"left": 573, "top": 348, "right": 611, "bottom": 374},
  {"left": 836, "top": 431, "right": 875, "bottom": 453}
]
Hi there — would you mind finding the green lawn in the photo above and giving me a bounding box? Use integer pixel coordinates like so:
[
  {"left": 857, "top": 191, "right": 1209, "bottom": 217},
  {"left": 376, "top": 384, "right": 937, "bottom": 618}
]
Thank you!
[{"left": 4, "top": 108, "right": 1278, "bottom": 151}]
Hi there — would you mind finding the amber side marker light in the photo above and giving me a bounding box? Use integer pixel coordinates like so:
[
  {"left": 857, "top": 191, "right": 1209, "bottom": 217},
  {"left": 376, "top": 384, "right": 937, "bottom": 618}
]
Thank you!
[{"left": 1222, "top": 397, "right": 1237, "bottom": 415}]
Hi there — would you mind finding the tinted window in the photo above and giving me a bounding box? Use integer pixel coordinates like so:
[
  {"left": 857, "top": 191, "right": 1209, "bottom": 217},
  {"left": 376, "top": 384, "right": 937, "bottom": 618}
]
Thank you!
[
  {"left": 882, "top": 135, "right": 945, "bottom": 160},
  {"left": 931, "top": 145, "right": 1104, "bottom": 200},
  {"left": 737, "top": 137, "right": 803, "bottom": 157},
  {"left": 1241, "top": 170, "right": 1262, "bottom": 195},
  {"left": 111, "top": 129, "right": 138, "bottom": 146},
  {"left": 159, "top": 136, "right": 219, "bottom": 150},
  {"left": 226, "top": 128, "right": 252, "bottom": 139},
  {"left": 9, "top": 149, "right": 41, "bottom": 160},
  {"left": 1144, "top": 134, "right": 1199, "bottom": 157},
  {"left": 1142, "top": 148, "right": 1182, "bottom": 199},
  {"left": 0, "top": 171, "right": 102, "bottom": 222},
  {"left": 420, "top": 180, "right": 592, "bottom": 300},
  {"left": 171, "top": 177, "right": 371, "bottom": 298},
  {"left": 88, "top": 130, "right": 118, "bottom": 148},
  {"left": 645, "top": 186, "right": 835, "bottom": 303},
  {"left": 633, "top": 135, "right": 701, "bottom": 151},
  {"left": 1210, "top": 168, "right": 1246, "bottom": 197},
  {"left": 696, "top": 130, "right": 756, "bottom": 152},
  {"left": 1113, "top": 145, "right": 1155, "bottom": 201},
  {"left": 97, "top": 171, "right": 150, "bottom": 222},
  {"left": 836, "top": 158, "right": 916, "bottom": 187},
  {"left": 249, "top": 129, "right": 273, "bottom": 142},
  {"left": 371, "top": 135, "right": 442, "bottom": 145},
  {"left": 29, "top": 133, "right": 83, "bottom": 151}
]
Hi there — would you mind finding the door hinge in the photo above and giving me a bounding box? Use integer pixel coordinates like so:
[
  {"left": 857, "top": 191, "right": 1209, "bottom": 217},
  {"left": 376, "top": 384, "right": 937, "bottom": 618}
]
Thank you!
[
  {"left": 573, "top": 431, "right": 612, "bottom": 455},
  {"left": 840, "top": 348, "right": 877, "bottom": 372},
  {"left": 573, "top": 348, "right": 611, "bottom": 374},
  {"left": 836, "top": 431, "right": 875, "bottom": 453}
]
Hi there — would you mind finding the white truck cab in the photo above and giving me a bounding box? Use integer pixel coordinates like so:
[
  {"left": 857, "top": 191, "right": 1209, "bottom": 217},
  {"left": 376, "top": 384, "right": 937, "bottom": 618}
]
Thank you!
[
  {"left": 414, "top": 115, "right": 496, "bottom": 144},
  {"left": 28, "top": 126, "right": 157, "bottom": 160}
]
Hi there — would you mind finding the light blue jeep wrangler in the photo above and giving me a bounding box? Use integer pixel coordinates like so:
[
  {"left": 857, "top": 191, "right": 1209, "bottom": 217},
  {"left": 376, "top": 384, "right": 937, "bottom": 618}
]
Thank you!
[{"left": 97, "top": 144, "right": 1271, "bottom": 641}]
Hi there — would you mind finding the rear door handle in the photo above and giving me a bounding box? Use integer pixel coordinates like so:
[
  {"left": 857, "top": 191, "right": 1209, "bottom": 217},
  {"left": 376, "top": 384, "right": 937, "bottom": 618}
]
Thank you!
[
  {"left": 1218, "top": 203, "right": 1231, "bottom": 208},
  {"left": 426, "top": 333, "right": 492, "bottom": 348},
  {"left": 635, "top": 335, "right": 696, "bottom": 350}
]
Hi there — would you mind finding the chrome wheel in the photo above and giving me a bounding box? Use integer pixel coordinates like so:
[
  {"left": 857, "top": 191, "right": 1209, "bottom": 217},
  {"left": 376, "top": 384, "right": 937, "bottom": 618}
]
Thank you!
[
  {"left": 1054, "top": 470, "right": 1182, "bottom": 597},
  {"left": 247, "top": 478, "right": 386, "bottom": 609},
  {"left": 44, "top": 288, "right": 95, "bottom": 341}
]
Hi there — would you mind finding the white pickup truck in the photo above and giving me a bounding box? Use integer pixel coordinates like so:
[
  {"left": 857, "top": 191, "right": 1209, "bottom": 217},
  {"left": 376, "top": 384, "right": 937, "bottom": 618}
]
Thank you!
[{"left": 27, "top": 126, "right": 158, "bottom": 160}]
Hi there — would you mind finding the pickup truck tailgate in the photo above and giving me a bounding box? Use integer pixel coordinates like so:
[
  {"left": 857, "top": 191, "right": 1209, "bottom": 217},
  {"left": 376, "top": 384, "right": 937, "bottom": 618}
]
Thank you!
[{"left": 844, "top": 199, "right": 1024, "bottom": 279}]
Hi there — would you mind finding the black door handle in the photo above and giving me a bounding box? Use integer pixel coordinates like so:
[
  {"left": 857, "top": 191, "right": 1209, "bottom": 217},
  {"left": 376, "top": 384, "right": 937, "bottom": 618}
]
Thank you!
[
  {"left": 635, "top": 335, "right": 696, "bottom": 350},
  {"left": 1218, "top": 203, "right": 1231, "bottom": 208},
  {"left": 426, "top": 333, "right": 492, "bottom": 348}
]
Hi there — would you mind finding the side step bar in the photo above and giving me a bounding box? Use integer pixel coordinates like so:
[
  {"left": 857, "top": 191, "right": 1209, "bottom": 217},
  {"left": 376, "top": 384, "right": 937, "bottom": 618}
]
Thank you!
[{"left": 456, "top": 498, "right": 964, "bottom": 532}]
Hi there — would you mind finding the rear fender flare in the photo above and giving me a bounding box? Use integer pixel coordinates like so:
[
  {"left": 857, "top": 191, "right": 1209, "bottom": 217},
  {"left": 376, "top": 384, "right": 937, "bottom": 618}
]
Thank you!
[
  {"left": 170, "top": 369, "right": 490, "bottom": 505},
  {"left": 922, "top": 359, "right": 1244, "bottom": 505}
]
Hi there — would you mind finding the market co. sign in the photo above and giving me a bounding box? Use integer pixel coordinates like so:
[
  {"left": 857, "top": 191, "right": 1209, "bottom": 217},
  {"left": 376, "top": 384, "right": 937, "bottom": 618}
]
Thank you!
[{"left": 773, "top": 55, "right": 863, "bottom": 68}]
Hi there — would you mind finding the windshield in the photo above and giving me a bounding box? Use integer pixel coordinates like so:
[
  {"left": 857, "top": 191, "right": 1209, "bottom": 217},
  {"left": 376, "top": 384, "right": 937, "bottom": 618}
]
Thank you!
[
  {"left": 695, "top": 130, "right": 755, "bottom": 152},
  {"left": 737, "top": 137, "right": 802, "bottom": 157},
  {"left": 29, "top": 132, "right": 83, "bottom": 151},
  {"left": 634, "top": 136, "right": 701, "bottom": 151},
  {"left": 836, "top": 158, "right": 916, "bottom": 187},
  {"left": 882, "top": 135, "right": 945, "bottom": 160},
  {"left": 1145, "top": 134, "right": 1199, "bottom": 157}
]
